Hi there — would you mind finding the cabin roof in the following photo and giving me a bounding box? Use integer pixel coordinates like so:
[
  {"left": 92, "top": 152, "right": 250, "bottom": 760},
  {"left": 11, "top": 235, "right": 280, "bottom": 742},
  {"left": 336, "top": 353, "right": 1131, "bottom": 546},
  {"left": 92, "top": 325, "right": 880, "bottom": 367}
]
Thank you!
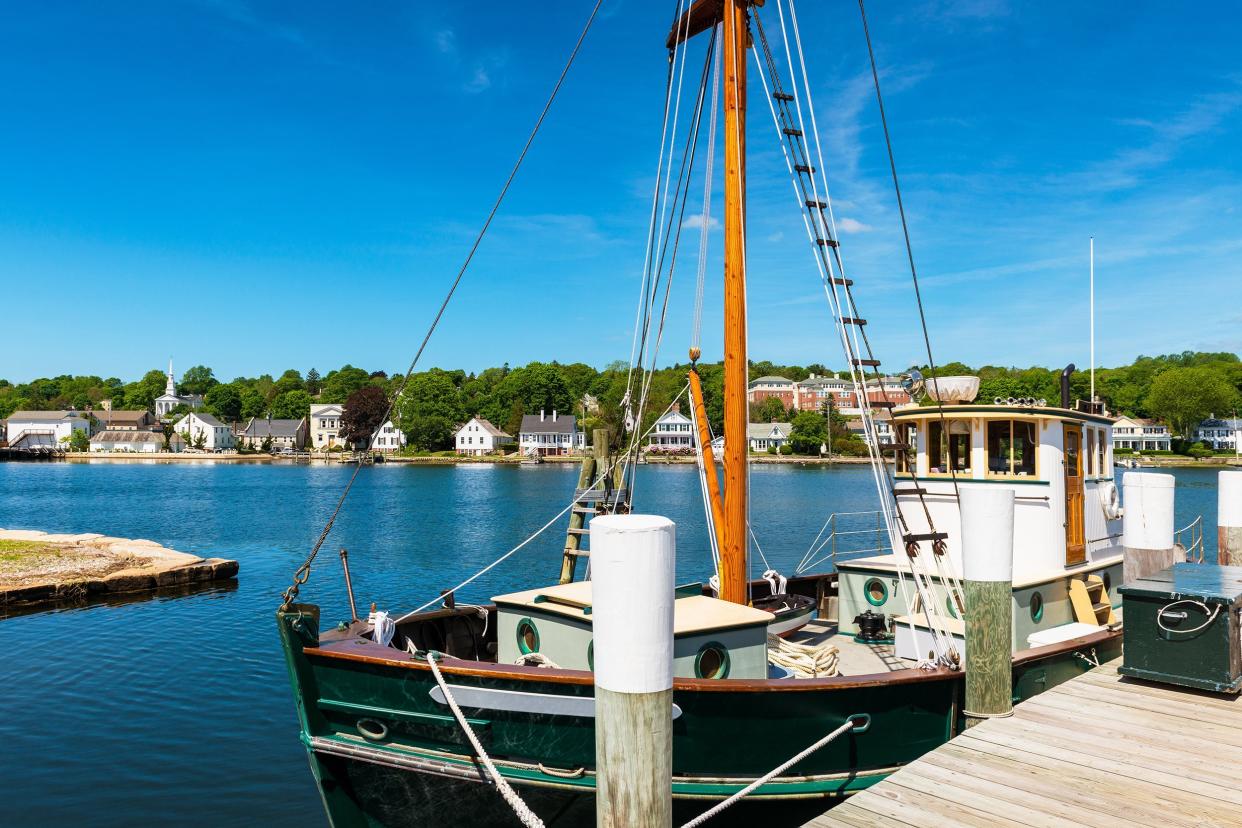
[
  {"left": 492, "top": 581, "right": 773, "bottom": 634},
  {"left": 891, "top": 404, "right": 1114, "bottom": 426}
]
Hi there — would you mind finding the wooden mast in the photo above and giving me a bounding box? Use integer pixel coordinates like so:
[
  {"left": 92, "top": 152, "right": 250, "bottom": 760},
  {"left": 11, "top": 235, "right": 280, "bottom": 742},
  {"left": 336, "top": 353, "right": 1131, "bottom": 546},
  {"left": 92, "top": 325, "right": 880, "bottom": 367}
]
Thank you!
[
  {"left": 670, "top": 0, "right": 749, "bottom": 604},
  {"left": 719, "top": 0, "right": 749, "bottom": 605}
]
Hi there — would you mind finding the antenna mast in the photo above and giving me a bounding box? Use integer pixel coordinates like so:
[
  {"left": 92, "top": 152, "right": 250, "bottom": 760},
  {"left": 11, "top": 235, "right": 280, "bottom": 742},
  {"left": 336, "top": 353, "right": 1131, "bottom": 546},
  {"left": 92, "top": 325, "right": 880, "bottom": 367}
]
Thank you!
[{"left": 1090, "top": 236, "right": 1095, "bottom": 404}]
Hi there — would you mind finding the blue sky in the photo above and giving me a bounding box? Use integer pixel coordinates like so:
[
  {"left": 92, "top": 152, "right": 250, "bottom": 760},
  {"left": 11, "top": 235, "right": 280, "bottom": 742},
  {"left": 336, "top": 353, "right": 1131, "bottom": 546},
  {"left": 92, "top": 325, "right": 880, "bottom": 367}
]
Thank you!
[{"left": 2, "top": 0, "right": 1240, "bottom": 383}]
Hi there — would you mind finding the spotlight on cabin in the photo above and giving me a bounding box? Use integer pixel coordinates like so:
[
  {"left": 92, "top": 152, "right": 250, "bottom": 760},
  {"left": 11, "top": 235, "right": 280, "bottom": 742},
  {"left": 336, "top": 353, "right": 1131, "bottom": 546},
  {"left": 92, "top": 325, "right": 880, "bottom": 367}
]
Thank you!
[{"left": 901, "top": 369, "right": 925, "bottom": 398}]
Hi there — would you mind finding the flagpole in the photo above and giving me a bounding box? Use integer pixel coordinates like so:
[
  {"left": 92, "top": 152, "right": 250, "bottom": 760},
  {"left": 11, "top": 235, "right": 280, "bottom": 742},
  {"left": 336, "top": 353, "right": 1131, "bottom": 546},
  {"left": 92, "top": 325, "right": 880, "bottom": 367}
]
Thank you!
[{"left": 1090, "top": 236, "right": 1095, "bottom": 405}]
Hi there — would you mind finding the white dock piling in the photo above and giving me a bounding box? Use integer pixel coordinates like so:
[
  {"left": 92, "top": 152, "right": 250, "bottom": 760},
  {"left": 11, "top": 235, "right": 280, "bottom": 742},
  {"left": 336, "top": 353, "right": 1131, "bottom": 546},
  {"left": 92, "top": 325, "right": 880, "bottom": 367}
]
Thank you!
[
  {"left": 590, "top": 514, "right": 675, "bottom": 828},
  {"left": 960, "top": 487, "right": 1015, "bottom": 728},
  {"left": 1220, "top": 471, "right": 1242, "bottom": 567},
  {"left": 1122, "top": 471, "right": 1176, "bottom": 583}
]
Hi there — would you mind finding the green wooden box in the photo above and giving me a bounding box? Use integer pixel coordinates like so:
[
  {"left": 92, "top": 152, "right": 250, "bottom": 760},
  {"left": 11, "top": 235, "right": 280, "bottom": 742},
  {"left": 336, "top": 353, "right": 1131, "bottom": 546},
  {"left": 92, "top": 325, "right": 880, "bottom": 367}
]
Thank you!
[{"left": 1119, "top": 563, "right": 1242, "bottom": 694}]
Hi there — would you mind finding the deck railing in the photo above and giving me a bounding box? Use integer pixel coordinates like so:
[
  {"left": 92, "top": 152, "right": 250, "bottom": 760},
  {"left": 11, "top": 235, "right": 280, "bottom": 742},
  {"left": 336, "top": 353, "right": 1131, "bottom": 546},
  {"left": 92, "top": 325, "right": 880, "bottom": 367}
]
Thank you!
[
  {"left": 795, "top": 510, "right": 891, "bottom": 575},
  {"left": 1174, "top": 515, "right": 1205, "bottom": 564}
]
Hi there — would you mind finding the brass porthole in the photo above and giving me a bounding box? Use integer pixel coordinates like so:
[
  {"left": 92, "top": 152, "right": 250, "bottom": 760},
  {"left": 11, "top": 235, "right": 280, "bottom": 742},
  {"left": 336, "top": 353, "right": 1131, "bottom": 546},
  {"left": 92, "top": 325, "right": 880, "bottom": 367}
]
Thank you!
[
  {"left": 516, "top": 617, "right": 540, "bottom": 654},
  {"left": 694, "top": 641, "right": 730, "bottom": 680},
  {"left": 1030, "top": 591, "right": 1044, "bottom": 623},
  {"left": 864, "top": 577, "right": 888, "bottom": 607}
]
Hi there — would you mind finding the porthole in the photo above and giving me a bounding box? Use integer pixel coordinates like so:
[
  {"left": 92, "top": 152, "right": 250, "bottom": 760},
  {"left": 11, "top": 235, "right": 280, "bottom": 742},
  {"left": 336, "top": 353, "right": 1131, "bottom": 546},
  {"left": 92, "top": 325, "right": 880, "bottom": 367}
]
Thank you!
[
  {"left": 587, "top": 639, "right": 594, "bottom": 671},
  {"left": 516, "top": 617, "right": 540, "bottom": 654},
  {"left": 1102, "top": 572, "right": 1112, "bottom": 593},
  {"left": 694, "top": 641, "right": 731, "bottom": 680},
  {"left": 864, "top": 578, "right": 888, "bottom": 607},
  {"left": 1030, "top": 591, "right": 1044, "bottom": 623}
]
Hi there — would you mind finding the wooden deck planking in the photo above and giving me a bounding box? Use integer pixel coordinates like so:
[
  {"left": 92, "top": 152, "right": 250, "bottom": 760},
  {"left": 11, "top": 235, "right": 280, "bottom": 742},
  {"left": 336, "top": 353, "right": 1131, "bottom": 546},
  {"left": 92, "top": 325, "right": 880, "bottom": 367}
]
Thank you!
[{"left": 806, "top": 658, "right": 1242, "bottom": 827}]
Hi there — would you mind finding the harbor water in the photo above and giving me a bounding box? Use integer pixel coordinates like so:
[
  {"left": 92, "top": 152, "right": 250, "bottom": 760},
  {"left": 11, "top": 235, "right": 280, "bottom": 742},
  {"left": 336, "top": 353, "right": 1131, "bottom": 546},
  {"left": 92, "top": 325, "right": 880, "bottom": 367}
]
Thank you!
[{"left": 0, "top": 461, "right": 1223, "bottom": 826}]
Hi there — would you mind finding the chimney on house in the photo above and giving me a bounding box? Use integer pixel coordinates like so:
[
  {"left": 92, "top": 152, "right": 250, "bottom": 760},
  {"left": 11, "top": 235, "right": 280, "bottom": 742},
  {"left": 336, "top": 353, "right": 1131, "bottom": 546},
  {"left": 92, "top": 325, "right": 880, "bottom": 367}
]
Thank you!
[
  {"left": 671, "top": 402, "right": 680, "bottom": 414},
  {"left": 540, "top": 409, "right": 546, "bottom": 422},
  {"left": 553, "top": 409, "right": 558, "bottom": 422}
]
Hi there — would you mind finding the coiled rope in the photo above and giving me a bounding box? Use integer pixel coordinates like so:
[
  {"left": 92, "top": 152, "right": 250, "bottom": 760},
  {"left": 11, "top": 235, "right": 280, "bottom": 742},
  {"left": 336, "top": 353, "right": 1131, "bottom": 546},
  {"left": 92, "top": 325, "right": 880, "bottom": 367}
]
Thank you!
[
  {"left": 766, "top": 634, "right": 839, "bottom": 678},
  {"left": 425, "top": 652, "right": 545, "bottom": 828}
]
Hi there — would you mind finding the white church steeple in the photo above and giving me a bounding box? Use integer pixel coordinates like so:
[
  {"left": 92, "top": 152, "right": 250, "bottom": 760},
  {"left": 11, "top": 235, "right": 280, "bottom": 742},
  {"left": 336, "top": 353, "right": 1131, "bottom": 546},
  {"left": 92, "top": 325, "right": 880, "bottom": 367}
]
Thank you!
[{"left": 165, "top": 358, "right": 176, "bottom": 397}]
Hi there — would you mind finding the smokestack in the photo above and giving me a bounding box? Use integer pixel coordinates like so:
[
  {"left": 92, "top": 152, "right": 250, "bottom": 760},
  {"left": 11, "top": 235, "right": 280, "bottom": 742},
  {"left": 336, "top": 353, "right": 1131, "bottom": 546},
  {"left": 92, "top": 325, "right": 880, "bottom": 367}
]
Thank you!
[{"left": 1060, "top": 364, "right": 1076, "bottom": 409}]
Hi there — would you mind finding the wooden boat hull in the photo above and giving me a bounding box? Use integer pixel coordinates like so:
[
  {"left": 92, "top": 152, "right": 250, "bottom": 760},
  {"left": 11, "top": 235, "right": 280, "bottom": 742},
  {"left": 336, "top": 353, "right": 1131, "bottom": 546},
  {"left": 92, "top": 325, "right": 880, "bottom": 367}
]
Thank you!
[{"left": 278, "top": 602, "right": 1119, "bottom": 826}]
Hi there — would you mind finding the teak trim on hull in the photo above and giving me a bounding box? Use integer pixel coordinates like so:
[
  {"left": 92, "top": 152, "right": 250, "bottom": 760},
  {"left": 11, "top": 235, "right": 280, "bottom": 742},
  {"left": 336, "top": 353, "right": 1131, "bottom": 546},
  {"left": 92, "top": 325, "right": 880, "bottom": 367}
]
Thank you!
[{"left": 302, "top": 627, "right": 1120, "bottom": 691}]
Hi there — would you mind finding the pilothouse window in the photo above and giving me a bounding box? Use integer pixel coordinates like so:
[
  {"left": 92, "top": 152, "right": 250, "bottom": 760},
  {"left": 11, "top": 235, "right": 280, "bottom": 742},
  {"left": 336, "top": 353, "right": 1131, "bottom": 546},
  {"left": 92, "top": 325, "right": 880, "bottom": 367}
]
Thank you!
[
  {"left": 928, "top": 420, "right": 972, "bottom": 474},
  {"left": 986, "top": 420, "right": 1037, "bottom": 476}
]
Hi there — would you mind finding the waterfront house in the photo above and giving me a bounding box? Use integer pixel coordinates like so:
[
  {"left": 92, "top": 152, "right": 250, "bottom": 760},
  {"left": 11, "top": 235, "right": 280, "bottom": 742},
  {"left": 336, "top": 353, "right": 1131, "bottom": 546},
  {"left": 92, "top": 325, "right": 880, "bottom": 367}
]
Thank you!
[
  {"left": 455, "top": 417, "right": 513, "bottom": 456},
  {"left": 748, "top": 422, "right": 791, "bottom": 452},
  {"left": 91, "top": 409, "right": 157, "bottom": 432},
  {"left": 795, "top": 374, "right": 854, "bottom": 413},
  {"left": 1111, "top": 416, "right": 1172, "bottom": 451},
  {"left": 647, "top": 407, "right": 695, "bottom": 453},
  {"left": 846, "top": 416, "right": 895, "bottom": 447},
  {"left": 746, "top": 376, "right": 796, "bottom": 409},
  {"left": 4, "top": 411, "right": 91, "bottom": 449},
  {"left": 173, "top": 412, "right": 235, "bottom": 450},
  {"left": 1195, "top": 417, "right": 1242, "bottom": 451},
  {"left": 370, "top": 420, "right": 407, "bottom": 453},
  {"left": 309, "top": 403, "right": 346, "bottom": 449},
  {"left": 91, "top": 430, "right": 184, "bottom": 453},
  {"left": 154, "top": 359, "right": 204, "bottom": 419},
  {"left": 239, "top": 417, "right": 308, "bottom": 451},
  {"left": 518, "top": 410, "right": 584, "bottom": 457}
]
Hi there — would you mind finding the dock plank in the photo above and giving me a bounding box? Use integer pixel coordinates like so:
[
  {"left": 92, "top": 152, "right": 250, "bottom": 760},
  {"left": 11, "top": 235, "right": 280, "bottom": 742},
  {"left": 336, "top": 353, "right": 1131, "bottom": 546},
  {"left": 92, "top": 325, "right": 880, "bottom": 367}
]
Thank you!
[{"left": 805, "top": 659, "right": 1242, "bottom": 827}]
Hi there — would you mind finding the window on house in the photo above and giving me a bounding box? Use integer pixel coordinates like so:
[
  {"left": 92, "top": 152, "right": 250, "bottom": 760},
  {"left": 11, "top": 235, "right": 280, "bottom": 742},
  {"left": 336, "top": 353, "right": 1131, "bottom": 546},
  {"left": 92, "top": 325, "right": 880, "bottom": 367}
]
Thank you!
[{"left": 986, "top": 420, "right": 1037, "bottom": 476}]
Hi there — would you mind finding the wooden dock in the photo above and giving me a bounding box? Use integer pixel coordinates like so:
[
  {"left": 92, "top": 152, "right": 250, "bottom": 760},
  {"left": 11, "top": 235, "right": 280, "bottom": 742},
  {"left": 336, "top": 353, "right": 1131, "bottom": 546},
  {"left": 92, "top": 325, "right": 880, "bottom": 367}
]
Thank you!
[{"left": 807, "top": 658, "right": 1242, "bottom": 827}]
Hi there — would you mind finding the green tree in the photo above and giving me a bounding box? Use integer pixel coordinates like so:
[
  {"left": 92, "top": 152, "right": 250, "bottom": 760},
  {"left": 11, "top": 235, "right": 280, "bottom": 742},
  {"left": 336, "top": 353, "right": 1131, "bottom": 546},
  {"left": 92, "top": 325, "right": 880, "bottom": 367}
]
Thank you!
[
  {"left": 122, "top": 369, "right": 172, "bottom": 412},
  {"left": 269, "top": 390, "right": 312, "bottom": 420},
  {"left": 789, "top": 410, "right": 829, "bottom": 455},
  {"left": 179, "top": 365, "right": 218, "bottom": 396},
  {"left": 274, "top": 369, "right": 305, "bottom": 396},
  {"left": 395, "top": 371, "right": 465, "bottom": 450},
  {"left": 1146, "top": 367, "right": 1239, "bottom": 437},
  {"left": 239, "top": 387, "right": 267, "bottom": 420},
  {"left": 306, "top": 367, "right": 321, "bottom": 396},
  {"left": 204, "top": 384, "right": 243, "bottom": 422},
  {"left": 320, "top": 365, "right": 373, "bottom": 404},
  {"left": 68, "top": 430, "right": 90, "bottom": 452},
  {"left": 754, "top": 396, "right": 788, "bottom": 423}
]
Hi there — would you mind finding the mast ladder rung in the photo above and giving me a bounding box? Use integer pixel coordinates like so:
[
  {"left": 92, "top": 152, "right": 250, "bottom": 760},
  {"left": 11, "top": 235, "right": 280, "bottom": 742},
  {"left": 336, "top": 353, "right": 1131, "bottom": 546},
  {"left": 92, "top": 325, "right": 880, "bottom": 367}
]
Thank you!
[
  {"left": 794, "top": 164, "right": 816, "bottom": 174},
  {"left": 879, "top": 442, "right": 910, "bottom": 451},
  {"left": 571, "top": 505, "right": 596, "bottom": 515},
  {"left": 867, "top": 400, "right": 897, "bottom": 408},
  {"left": 892, "top": 486, "right": 926, "bottom": 496},
  {"left": 566, "top": 527, "right": 590, "bottom": 535},
  {"left": 903, "top": 532, "right": 948, "bottom": 544},
  {"left": 563, "top": 548, "right": 590, "bottom": 557},
  {"left": 816, "top": 238, "right": 839, "bottom": 248},
  {"left": 841, "top": 317, "right": 867, "bottom": 326},
  {"left": 805, "top": 199, "right": 827, "bottom": 209},
  {"left": 783, "top": 127, "right": 804, "bottom": 137},
  {"left": 773, "top": 91, "right": 795, "bottom": 102},
  {"left": 852, "top": 358, "right": 881, "bottom": 367},
  {"left": 830, "top": 277, "right": 854, "bottom": 287}
]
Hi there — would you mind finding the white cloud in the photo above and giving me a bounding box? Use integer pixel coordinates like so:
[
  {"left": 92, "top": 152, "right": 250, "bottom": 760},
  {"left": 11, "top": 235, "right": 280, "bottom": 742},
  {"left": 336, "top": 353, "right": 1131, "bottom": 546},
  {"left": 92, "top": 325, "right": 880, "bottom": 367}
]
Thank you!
[
  {"left": 681, "top": 215, "right": 721, "bottom": 231},
  {"left": 434, "top": 29, "right": 456, "bottom": 54},
  {"left": 464, "top": 66, "right": 491, "bottom": 94},
  {"left": 837, "top": 217, "right": 873, "bottom": 234}
]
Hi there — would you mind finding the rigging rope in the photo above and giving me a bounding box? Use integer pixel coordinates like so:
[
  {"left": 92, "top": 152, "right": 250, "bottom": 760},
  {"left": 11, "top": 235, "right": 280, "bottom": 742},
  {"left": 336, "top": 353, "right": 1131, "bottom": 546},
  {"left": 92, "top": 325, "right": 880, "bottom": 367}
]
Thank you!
[
  {"left": 280, "top": 1, "right": 604, "bottom": 608},
  {"left": 691, "top": 23, "right": 721, "bottom": 353}
]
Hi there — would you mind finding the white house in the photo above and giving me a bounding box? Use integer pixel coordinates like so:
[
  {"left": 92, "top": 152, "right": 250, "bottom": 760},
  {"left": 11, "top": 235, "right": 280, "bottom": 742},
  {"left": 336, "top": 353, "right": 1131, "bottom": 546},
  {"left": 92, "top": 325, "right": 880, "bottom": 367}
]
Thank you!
[
  {"left": 519, "top": 410, "right": 585, "bottom": 457},
  {"left": 1195, "top": 417, "right": 1242, "bottom": 451},
  {"left": 748, "top": 422, "right": 791, "bottom": 452},
  {"left": 455, "top": 417, "right": 513, "bottom": 456},
  {"left": 1112, "top": 416, "right": 1172, "bottom": 451},
  {"left": 309, "top": 403, "right": 346, "bottom": 450},
  {"left": 154, "top": 359, "right": 204, "bottom": 419},
  {"left": 173, "top": 412, "right": 235, "bottom": 450},
  {"left": 4, "top": 411, "right": 92, "bottom": 448},
  {"left": 647, "top": 408, "right": 695, "bottom": 453},
  {"left": 91, "top": 431, "right": 185, "bottom": 453},
  {"left": 370, "top": 420, "right": 407, "bottom": 453},
  {"left": 239, "top": 417, "right": 308, "bottom": 451}
]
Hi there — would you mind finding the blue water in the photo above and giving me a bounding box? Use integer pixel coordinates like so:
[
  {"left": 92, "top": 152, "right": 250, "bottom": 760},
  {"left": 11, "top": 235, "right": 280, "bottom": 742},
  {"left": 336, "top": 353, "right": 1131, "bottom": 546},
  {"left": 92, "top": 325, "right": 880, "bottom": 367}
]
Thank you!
[{"left": 0, "top": 461, "right": 1222, "bottom": 826}]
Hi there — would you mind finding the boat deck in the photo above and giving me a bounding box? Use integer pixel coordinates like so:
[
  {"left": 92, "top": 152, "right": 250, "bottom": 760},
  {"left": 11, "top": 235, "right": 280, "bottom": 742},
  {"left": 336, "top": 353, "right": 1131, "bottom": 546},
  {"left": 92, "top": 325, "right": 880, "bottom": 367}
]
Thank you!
[
  {"left": 789, "top": 620, "right": 907, "bottom": 675},
  {"left": 805, "top": 658, "right": 1242, "bottom": 826}
]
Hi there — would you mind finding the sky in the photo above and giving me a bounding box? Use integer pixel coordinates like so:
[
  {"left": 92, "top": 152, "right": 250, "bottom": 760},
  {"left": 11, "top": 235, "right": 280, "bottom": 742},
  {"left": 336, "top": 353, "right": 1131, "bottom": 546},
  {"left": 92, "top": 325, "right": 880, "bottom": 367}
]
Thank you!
[{"left": 2, "top": 0, "right": 1240, "bottom": 384}]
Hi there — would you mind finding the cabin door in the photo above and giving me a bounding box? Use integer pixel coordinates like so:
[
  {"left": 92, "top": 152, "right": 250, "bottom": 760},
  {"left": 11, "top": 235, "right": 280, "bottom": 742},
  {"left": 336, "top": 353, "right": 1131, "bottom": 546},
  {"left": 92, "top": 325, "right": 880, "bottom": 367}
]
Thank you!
[{"left": 1063, "top": 424, "right": 1086, "bottom": 565}]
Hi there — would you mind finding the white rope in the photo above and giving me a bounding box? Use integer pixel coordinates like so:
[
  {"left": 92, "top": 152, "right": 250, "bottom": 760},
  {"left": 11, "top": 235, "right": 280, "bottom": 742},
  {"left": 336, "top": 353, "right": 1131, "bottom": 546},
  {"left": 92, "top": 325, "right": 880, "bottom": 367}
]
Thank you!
[
  {"left": 679, "top": 716, "right": 861, "bottom": 828},
  {"left": 767, "top": 634, "right": 838, "bottom": 678},
  {"left": 425, "top": 654, "right": 545, "bottom": 828},
  {"left": 688, "top": 391, "right": 722, "bottom": 576},
  {"left": 691, "top": 22, "right": 721, "bottom": 352}
]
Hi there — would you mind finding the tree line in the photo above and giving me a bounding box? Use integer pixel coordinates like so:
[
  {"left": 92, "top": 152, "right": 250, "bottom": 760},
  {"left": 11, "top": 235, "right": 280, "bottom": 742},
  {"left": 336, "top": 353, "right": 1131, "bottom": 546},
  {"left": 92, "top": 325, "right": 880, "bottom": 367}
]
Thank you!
[{"left": 2, "top": 350, "right": 1238, "bottom": 453}]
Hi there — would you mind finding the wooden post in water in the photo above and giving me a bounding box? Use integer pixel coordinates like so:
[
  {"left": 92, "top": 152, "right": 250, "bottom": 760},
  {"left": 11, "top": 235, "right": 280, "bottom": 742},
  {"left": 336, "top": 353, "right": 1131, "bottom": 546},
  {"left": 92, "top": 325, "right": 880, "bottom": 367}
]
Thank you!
[
  {"left": 591, "top": 514, "right": 674, "bottom": 828},
  {"left": 1122, "top": 472, "right": 1175, "bottom": 583},
  {"left": 1219, "top": 471, "right": 1242, "bottom": 567},
  {"left": 961, "top": 487, "right": 1014, "bottom": 729}
]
